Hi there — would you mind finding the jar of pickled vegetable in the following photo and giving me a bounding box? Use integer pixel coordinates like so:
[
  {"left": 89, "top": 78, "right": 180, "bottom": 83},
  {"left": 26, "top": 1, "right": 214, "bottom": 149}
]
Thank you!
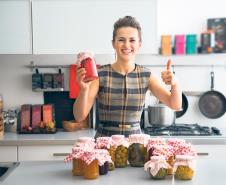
[
  {"left": 95, "top": 137, "right": 116, "bottom": 171},
  {"left": 128, "top": 134, "right": 150, "bottom": 167},
  {"left": 144, "top": 156, "right": 170, "bottom": 180},
  {"left": 111, "top": 135, "right": 129, "bottom": 168},
  {"left": 174, "top": 155, "right": 195, "bottom": 180}
]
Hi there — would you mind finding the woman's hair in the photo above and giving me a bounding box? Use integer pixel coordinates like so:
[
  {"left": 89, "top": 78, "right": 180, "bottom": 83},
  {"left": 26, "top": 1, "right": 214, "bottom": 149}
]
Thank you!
[{"left": 112, "top": 16, "right": 142, "bottom": 42}]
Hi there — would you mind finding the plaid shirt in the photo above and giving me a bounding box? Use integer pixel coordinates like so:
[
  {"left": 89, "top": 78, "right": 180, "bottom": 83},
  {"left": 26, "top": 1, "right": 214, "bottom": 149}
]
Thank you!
[{"left": 96, "top": 64, "right": 151, "bottom": 137}]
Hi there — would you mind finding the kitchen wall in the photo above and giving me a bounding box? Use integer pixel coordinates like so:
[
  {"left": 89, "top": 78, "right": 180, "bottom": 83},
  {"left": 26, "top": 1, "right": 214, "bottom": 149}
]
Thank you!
[{"left": 0, "top": 0, "right": 226, "bottom": 128}]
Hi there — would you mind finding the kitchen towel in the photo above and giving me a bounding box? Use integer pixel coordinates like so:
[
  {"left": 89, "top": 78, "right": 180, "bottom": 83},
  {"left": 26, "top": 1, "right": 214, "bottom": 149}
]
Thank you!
[{"left": 69, "top": 64, "right": 80, "bottom": 99}]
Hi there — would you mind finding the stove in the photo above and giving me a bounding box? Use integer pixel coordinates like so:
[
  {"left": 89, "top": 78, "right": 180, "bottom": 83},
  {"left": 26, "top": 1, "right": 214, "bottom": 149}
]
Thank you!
[{"left": 144, "top": 123, "right": 221, "bottom": 136}]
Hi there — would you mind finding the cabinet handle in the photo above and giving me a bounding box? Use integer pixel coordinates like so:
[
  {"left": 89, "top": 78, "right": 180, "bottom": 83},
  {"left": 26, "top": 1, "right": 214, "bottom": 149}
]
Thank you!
[
  {"left": 197, "top": 152, "right": 209, "bottom": 156},
  {"left": 53, "top": 153, "right": 69, "bottom": 157}
]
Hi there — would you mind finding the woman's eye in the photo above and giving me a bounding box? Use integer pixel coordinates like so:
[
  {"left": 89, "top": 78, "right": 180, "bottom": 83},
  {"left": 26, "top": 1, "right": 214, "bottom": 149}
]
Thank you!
[{"left": 130, "top": 39, "right": 136, "bottom": 43}]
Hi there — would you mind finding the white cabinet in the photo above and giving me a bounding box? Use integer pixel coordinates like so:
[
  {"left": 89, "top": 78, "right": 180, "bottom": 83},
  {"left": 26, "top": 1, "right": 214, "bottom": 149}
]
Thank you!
[
  {"left": 32, "top": 0, "right": 157, "bottom": 54},
  {"left": 18, "top": 145, "right": 71, "bottom": 161},
  {"left": 0, "top": 0, "right": 32, "bottom": 54},
  {"left": 0, "top": 146, "right": 17, "bottom": 162},
  {"left": 194, "top": 145, "right": 226, "bottom": 158}
]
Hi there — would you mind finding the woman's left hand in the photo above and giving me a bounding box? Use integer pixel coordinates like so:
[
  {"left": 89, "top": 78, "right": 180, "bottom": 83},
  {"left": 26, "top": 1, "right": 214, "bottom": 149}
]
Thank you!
[{"left": 161, "top": 59, "right": 176, "bottom": 86}]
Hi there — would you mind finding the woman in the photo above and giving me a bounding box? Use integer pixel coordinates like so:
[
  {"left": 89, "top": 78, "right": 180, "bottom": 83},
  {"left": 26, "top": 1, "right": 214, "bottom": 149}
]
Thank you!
[{"left": 74, "top": 16, "right": 182, "bottom": 137}]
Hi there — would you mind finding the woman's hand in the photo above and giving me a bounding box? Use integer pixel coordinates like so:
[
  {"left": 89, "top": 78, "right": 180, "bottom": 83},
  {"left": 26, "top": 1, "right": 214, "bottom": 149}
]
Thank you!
[
  {"left": 161, "top": 59, "right": 176, "bottom": 86},
  {"left": 76, "top": 66, "right": 91, "bottom": 91}
]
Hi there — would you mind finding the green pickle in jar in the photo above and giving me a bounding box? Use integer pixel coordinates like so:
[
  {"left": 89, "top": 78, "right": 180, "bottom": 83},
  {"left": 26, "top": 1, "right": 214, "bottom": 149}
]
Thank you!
[
  {"left": 175, "top": 166, "right": 194, "bottom": 180},
  {"left": 128, "top": 143, "right": 147, "bottom": 167},
  {"left": 115, "top": 145, "right": 128, "bottom": 168},
  {"left": 151, "top": 168, "right": 167, "bottom": 180}
]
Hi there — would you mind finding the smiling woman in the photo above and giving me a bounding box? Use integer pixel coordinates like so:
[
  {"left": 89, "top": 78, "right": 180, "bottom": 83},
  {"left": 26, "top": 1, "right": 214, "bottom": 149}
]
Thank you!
[{"left": 73, "top": 16, "right": 182, "bottom": 138}]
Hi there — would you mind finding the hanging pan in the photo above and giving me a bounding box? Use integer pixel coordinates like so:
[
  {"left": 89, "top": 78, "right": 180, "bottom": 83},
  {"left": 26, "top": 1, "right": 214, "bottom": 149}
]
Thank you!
[{"left": 199, "top": 71, "right": 226, "bottom": 119}]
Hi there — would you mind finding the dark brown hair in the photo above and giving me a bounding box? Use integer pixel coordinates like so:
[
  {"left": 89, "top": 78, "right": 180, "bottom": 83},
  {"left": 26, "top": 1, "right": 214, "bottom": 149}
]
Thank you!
[{"left": 112, "top": 16, "right": 142, "bottom": 42}]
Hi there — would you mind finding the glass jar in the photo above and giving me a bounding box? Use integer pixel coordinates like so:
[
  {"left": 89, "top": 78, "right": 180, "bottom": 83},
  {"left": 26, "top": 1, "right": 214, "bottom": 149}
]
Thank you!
[
  {"left": 128, "top": 134, "right": 150, "bottom": 167},
  {"left": 72, "top": 158, "right": 85, "bottom": 176},
  {"left": 95, "top": 137, "right": 116, "bottom": 171},
  {"left": 99, "top": 161, "right": 109, "bottom": 175},
  {"left": 144, "top": 156, "right": 170, "bottom": 180},
  {"left": 128, "top": 143, "right": 147, "bottom": 167},
  {"left": 174, "top": 155, "right": 195, "bottom": 180},
  {"left": 83, "top": 159, "right": 99, "bottom": 179},
  {"left": 115, "top": 145, "right": 128, "bottom": 168},
  {"left": 166, "top": 155, "right": 174, "bottom": 175}
]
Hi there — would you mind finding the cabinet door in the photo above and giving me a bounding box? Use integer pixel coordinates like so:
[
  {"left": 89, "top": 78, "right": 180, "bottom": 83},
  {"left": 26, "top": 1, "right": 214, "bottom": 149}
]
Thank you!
[
  {"left": 0, "top": 146, "right": 17, "bottom": 162},
  {"left": 32, "top": 0, "right": 157, "bottom": 54},
  {"left": 0, "top": 0, "right": 32, "bottom": 54},
  {"left": 18, "top": 145, "right": 71, "bottom": 161}
]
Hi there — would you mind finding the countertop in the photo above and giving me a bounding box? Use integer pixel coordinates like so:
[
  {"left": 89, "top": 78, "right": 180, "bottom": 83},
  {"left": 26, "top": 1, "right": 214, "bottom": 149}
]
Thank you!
[
  {"left": 1, "top": 128, "right": 226, "bottom": 146},
  {"left": 1, "top": 156, "right": 225, "bottom": 185}
]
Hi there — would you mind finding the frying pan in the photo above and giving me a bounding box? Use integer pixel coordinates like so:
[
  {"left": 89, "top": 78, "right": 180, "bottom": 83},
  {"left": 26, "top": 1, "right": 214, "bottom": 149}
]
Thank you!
[
  {"left": 199, "top": 71, "right": 226, "bottom": 119},
  {"left": 172, "top": 67, "right": 189, "bottom": 118},
  {"left": 176, "top": 92, "right": 188, "bottom": 118}
]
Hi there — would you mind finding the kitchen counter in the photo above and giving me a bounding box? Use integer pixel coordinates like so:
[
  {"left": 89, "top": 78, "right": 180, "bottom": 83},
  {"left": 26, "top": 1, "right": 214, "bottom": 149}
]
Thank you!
[
  {"left": 1, "top": 128, "right": 226, "bottom": 146},
  {"left": 1, "top": 156, "right": 225, "bottom": 185}
]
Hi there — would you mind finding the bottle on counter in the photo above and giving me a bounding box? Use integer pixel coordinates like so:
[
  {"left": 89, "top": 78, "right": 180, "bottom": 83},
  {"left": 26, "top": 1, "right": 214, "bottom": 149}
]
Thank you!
[
  {"left": 174, "top": 155, "right": 195, "bottom": 180},
  {"left": 128, "top": 134, "right": 150, "bottom": 167},
  {"left": 111, "top": 135, "right": 129, "bottom": 168},
  {"left": 144, "top": 156, "right": 170, "bottom": 180}
]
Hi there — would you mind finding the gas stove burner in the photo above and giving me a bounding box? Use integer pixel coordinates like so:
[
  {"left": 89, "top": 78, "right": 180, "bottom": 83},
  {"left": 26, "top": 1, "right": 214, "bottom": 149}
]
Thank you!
[{"left": 144, "top": 123, "right": 221, "bottom": 136}]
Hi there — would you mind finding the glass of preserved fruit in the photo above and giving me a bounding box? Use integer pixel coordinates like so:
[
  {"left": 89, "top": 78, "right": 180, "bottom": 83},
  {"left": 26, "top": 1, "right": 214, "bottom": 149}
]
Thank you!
[
  {"left": 144, "top": 156, "right": 170, "bottom": 180},
  {"left": 128, "top": 134, "right": 150, "bottom": 167},
  {"left": 95, "top": 136, "right": 116, "bottom": 171},
  {"left": 111, "top": 135, "right": 129, "bottom": 168},
  {"left": 174, "top": 155, "right": 195, "bottom": 180}
]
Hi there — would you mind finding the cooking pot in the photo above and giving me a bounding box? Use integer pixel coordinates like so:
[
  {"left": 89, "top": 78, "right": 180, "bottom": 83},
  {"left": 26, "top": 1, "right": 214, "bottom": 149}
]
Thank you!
[{"left": 144, "top": 104, "right": 175, "bottom": 126}]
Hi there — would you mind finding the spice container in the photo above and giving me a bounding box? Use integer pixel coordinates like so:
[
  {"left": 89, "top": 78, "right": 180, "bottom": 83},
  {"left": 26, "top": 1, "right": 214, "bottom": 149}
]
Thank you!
[
  {"left": 128, "top": 134, "right": 150, "bottom": 167},
  {"left": 144, "top": 156, "right": 170, "bottom": 180},
  {"left": 96, "top": 137, "right": 116, "bottom": 171},
  {"left": 174, "top": 155, "right": 195, "bottom": 180},
  {"left": 111, "top": 135, "right": 129, "bottom": 168}
]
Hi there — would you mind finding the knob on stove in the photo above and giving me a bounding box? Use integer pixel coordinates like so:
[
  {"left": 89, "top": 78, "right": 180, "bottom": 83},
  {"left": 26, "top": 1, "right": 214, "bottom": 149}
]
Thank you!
[{"left": 211, "top": 127, "right": 221, "bottom": 135}]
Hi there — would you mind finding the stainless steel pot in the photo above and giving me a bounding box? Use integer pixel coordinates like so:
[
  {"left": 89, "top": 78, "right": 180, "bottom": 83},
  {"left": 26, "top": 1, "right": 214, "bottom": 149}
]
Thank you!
[{"left": 145, "top": 104, "right": 175, "bottom": 126}]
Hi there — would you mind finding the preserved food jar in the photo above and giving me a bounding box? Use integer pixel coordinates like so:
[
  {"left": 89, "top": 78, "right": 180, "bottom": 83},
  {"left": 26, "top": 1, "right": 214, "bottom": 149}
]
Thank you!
[
  {"left": 174, "top": 155, "right": 195, "bottom": 180},
  {"left": 72, "top": 158, "right": 85, "bottom": 176},
  {"left": 128, "top": 134, "right": 150, "bottom": 167},
  {"left": 144, "top": 156, "right": 170, "bottom": 180},
  {"left": 99, "top": 161, "right": 109, "bottom": 175},
  {"left": 95, "top": 137, "right": 116, "bottom": 171},
  {"left": 111, "top": 135, "right": 129, "bottom": 168},
  {"left": 83, "top": 159, "right": 99, "bottom": 179}
]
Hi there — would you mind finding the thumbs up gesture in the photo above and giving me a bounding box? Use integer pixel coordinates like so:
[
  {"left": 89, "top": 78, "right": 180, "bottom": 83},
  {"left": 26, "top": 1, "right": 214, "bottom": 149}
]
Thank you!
[{"left": 161, "top": 59, "right": 176, "bottom": 86}]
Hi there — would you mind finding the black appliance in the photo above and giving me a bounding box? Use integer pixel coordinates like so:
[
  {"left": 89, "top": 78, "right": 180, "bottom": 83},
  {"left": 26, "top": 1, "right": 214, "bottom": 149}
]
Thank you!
[{"left": 144, "top": 123, "right": 221, "bottom": 136}]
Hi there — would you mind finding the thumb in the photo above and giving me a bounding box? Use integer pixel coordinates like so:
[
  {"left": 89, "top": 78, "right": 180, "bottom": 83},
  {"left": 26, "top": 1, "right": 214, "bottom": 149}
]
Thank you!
[{"left": 166, "top": 59, "right": 172, "bottom": 70}]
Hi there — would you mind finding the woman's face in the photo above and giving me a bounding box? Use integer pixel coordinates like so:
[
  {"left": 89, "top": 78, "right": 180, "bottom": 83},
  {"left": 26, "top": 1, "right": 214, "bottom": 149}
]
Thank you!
[{"left": 112, "top": 27, "right": 141, "bottom": 62}]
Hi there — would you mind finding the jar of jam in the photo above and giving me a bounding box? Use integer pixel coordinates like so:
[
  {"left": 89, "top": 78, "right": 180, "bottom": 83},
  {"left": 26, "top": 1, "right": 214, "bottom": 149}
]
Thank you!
[
  {"left": 99, "top": 161, "right": 109, "bottom": 175},
  {"left": 72, "top": 158, "right": 85, "bottom": 176},
  {"left": 95, "top": 136, "right": 116, "bottom": 171},
  {"left": 83, "top": 159, "right": 99, "bottom": 179},
  {"left": 95, "top": 149, "right": 111, "bottom": 175},
  {"left": 82, "top": 150, "right": 99, "bottom": 179},
  {"left": 128, "top": 134, "right": 150, "bottom": 167},
  {"left": 76, "top": 52, "right": 98, "bottom": 83},
  {"left": 144, "top": 156, "right": 170, "bottom": 180},
  {"left": 174, "top": 155, "right": 195, "bottom": 180},
  {"left": 111, "top": 135, "right": 129, "bottom": 168}
]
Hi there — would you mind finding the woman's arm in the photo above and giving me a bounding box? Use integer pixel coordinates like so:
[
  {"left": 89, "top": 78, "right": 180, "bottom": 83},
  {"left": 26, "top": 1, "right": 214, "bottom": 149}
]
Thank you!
[
  {"left": 148, "top": 60, "right": 182, "bottom": 110},
  {"left": 73, "top": 68, "right": 99, "bottom": 122}
]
